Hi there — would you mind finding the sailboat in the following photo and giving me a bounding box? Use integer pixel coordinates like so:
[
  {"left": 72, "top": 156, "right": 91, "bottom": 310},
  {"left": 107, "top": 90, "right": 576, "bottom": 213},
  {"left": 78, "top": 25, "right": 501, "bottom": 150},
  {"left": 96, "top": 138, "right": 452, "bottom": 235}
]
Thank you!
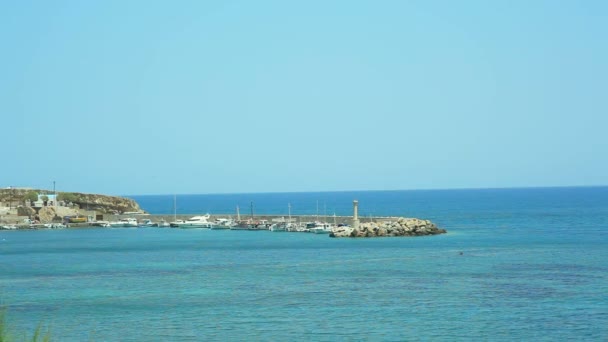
[
  {"left": 309, "top": 202, "right": 335, "bottom": 234},
  {"left": 270, "top": 203, "right": 291, "bottom": 232},
  {"left": 169, "top": 195, "right": 183, "bottom": 227},
  {"left": 168, "top": 195, "right": 212, "bottom": 228},
  {"left": 158, "top": 195, "right": 174, "bottom": 227},
  {"left": 231, "top": 204, "right": 251, "bottom": 230}
]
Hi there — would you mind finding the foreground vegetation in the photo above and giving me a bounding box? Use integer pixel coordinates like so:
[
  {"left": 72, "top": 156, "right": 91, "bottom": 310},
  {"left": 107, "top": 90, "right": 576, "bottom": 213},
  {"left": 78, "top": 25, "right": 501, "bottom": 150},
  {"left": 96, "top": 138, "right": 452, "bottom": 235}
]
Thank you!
[{"left": 0, "top": 309, "right": 51, "bottom": 342}]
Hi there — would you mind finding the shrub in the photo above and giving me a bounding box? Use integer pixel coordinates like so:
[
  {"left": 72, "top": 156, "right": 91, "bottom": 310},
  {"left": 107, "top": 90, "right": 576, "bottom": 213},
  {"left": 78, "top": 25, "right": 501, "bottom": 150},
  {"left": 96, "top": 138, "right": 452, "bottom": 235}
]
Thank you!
[
  {"left": 57, "top": 192, "right": 77, "bottom": 203},
  {"left": 24, "top": 191, "right": 39, "bottom": 203},
  {"left": 0, "top": 308, "right": 51, "bottom": 342}
]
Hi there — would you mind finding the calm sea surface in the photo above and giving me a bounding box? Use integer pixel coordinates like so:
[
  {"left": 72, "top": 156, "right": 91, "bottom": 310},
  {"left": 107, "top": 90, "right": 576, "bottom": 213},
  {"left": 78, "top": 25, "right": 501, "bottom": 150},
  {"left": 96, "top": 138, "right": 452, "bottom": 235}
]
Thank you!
[{"left": 1, "top": 187, "right": 607, "bottom": 341}]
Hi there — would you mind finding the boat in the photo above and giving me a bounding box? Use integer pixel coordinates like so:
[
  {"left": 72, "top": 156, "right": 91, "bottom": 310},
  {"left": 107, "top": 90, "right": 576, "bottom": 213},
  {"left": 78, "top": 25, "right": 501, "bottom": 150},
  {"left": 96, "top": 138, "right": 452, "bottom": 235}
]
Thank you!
[
  {"left": 212, "top": 218, "right": 235, "bottom": 229},
  {"left": 270, "top": 204, "right": 293, "bottom": 232},
  {"left": 229, "top": 205, "right": 269, "bottom": 230},
  {"left": 169, "top": 220, "right": 185, "bottom": 228},
  {"left": 307, "top": 222, "right": 334, "bottom": 234},
  {"left": 43, "top": 223, "right": 66, "bottom": 229},
  {"left": 66, "top": 216, "right": 87, "bottom": 223},
  {"left": 171, "top": 214, "right": 213, "bottom": 228},
  {"left": 0, "top": 224, "right": 18, "bottom": 230},
  {"left": 109, "top": 218, "right": 139, "bottom": 227},
  {"left": 158, "top": 219, "right": 170, "bottom": 228},
  {"left": 231, "top": 220, "right": 255, "bottom": 230},
  {"left": 251, "top": 220, "right": 270, "bottom": 230},
  {"left": 269, "top": 223, "right": 287, "bottom": 232},
  {"left": 139, "top": 219, "right": 159, "bottom": 227}
]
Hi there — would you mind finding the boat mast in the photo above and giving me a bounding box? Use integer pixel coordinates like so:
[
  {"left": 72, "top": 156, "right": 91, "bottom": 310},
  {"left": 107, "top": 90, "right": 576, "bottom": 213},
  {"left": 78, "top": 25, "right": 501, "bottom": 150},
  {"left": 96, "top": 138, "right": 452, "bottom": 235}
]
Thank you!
[
  {"left": 236, "top": 205, "right": 240, "bottom": 221},
  {"left": 173, "top": 195, "right": 177, "bottom": 221},
  {"left": 288, "top": 203, "right": 292, "bottom": 224}
]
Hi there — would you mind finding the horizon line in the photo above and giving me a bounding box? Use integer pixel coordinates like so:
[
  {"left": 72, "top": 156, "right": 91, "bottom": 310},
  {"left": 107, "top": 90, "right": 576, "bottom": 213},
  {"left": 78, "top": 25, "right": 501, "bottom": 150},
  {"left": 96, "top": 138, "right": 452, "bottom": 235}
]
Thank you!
[{"left": 123, "top": 184, "right": 608, "bottom": 197}]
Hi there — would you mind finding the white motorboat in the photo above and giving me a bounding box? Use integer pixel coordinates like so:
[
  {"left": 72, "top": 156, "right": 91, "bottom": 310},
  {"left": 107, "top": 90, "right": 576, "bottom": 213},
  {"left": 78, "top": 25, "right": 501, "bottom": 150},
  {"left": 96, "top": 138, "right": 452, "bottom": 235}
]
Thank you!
[
  {"left": 109, "top": 218, "right": 139, "bottom": 227},
  {"left": 269, "top": 223, "right": 287, "bottom": 232},
  {"left": 211, "top": 218, "right": 234, "bottom": 229},
  {"left": 169, "top": 220, "right": 185, "bottom": 228},
  {"left": 171, "top": 214, "right": 213, "bottom": 228},
  {"left": 43, "top": 223, "right": 66, "bottom": 229},
  {"left": 307, "top": 222, "right": 334, "bottom": 234},
  {"left": 270, "top": 203, "right": 294, "bottom": 232},
  {"left": 139, "top": 219, "right": 159, "bottom": 227}
]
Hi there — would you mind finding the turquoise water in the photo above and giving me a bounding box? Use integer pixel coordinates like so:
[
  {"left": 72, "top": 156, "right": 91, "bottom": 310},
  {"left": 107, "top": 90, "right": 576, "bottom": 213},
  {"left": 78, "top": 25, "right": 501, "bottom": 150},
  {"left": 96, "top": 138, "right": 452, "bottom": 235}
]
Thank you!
[{"left": 1, "top": 188, "right": 607, "bottom": 341}]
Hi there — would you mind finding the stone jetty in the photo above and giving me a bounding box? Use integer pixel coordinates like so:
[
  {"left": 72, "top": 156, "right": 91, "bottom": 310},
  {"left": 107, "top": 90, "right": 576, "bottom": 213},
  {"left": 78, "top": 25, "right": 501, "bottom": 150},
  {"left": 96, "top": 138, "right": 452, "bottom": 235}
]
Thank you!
[{"left": 330, "top": 217, "right": 447, "bottom": 238}]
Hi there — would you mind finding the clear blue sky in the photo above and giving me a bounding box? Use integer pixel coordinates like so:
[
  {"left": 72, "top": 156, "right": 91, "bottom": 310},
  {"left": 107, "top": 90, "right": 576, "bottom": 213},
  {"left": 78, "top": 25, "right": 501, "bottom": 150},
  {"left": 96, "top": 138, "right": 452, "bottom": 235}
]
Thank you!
[{"left": 1, "top": 0, "right": 606, "bottom": 195}]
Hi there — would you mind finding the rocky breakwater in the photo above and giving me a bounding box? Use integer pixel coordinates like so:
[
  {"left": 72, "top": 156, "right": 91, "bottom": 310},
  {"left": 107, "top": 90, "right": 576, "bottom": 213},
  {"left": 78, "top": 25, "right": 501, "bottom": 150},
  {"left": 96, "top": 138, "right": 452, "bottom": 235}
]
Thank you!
[{"left": 330, "top": 217, "right": 447, "bottom": 238}]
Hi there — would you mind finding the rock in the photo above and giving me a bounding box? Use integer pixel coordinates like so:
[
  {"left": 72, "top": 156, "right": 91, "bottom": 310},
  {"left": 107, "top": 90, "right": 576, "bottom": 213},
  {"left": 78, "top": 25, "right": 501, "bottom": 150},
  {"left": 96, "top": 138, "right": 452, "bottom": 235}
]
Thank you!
[
  {"left": 17, "top": 206, "right": 35, "bottom": 217},
  {"left": 330, "top": 217, "right": 446, "bottom": 238},
  {"left": 329, "top": 226, "right": 355, "bottom": 238},
  {"left": 0, "top": 189, "right": 143, "bottom": 215},
  {"left": 38, "top": 206, "right": 77, "bottom": 223}
]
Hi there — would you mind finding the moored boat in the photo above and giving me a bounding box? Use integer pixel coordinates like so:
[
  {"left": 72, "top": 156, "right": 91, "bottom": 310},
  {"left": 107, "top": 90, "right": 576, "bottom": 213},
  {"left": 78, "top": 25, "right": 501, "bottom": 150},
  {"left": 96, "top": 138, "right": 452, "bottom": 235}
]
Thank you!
[
  {"left": 211, "top": 218, "right": 235, "bottom": 229},
  {"left": 139, "top": 219, "right": 159, "bottom": 227},
  {"left": 0, "top": 224, "right": 18, "bottom": 230},
  {"left": 109, "top": 218, "right": 139, "bottom": 227},
  {"left": 269, "top": 223, "right": 287, "bottom": 232},
  {"left": 171, "top": 214, "right": 213, "bottom": 228},
  {"left": 307, "top": 222, "right": 334, "bottom": 234}
]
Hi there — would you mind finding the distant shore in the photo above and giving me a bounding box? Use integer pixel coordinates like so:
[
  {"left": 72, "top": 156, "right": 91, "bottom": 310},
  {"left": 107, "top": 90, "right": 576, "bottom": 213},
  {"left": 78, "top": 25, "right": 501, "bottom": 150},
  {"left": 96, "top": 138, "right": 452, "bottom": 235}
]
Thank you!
[{"left": 1, "top": 213, "right": 396, "bottom": 230}]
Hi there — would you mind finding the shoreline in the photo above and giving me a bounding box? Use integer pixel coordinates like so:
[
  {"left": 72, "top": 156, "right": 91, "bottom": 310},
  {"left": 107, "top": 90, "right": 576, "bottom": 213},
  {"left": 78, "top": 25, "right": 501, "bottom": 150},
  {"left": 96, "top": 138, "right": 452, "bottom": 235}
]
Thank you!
[{"left": 1, "top": 213, "right": 398, "bottom": 230}]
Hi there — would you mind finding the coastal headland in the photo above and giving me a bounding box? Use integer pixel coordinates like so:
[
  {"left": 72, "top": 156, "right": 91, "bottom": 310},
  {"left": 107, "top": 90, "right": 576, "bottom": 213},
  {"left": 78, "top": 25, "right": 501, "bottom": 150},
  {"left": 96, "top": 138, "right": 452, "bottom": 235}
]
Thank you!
[
  {"left": 1, "top": 189, "right": 447, "bottom": 237},
  {"left": 0, "top": 188, "right": 142, "bottom": 227}
]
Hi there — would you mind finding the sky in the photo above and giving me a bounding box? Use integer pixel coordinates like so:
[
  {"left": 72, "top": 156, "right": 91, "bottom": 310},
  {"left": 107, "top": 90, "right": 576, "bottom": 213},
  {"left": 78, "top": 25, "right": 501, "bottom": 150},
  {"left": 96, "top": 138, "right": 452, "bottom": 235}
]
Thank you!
[{"left": 1, "top": 0, "right": 607, "bottom": 195}]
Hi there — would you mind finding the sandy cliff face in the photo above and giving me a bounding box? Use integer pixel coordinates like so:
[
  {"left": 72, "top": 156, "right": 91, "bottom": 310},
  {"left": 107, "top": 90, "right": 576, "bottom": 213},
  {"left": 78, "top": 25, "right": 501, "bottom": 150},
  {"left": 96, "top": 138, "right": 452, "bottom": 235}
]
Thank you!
[
  {"left": 56, "top": 192, "right": 142, "bottom": 214},
  {"left": 0, "top": 189, "right": 142, "bottom": 214}
]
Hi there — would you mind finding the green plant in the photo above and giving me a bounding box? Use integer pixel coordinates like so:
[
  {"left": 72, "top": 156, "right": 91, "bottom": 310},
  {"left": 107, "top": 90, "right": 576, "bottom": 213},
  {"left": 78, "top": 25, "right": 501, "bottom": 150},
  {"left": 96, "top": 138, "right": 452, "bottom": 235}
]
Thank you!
[
  {"left": 57, "top": 192, "right": 77, "bottom": 203},
  {"left": 0, "top": 308, "right": 8, "bottom": 342},
  {"left": 0, "top": 308, "right": 51, "bottom": 342},
  {"left": 30, "top": 323, "right": 51, "bottom": 342},
  {"left": 24, "top": 192, "right": 39, "bottom": 203},
  {"left": 40, "top": 196, "right": 49, "bottom": 202}
]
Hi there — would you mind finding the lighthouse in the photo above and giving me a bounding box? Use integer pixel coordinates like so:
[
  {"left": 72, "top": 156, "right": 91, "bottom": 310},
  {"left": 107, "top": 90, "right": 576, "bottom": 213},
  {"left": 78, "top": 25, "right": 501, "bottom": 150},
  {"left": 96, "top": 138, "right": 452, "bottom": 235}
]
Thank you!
[{"left": 353, "top": 200, "right": 360, "bottom": 229}]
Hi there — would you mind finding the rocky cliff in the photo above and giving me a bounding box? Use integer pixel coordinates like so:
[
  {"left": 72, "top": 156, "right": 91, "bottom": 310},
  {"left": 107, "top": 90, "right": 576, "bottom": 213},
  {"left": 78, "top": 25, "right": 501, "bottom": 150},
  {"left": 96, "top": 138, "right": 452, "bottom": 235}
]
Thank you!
[
  {"left": 54, "top": 191, "right": 143, "bottom": 214},
  {"left": 330, "top": 217, "right": 446, "bottom": 238},
  {"left": 0, "top": 188, "right": 143, "bottom": 214}
]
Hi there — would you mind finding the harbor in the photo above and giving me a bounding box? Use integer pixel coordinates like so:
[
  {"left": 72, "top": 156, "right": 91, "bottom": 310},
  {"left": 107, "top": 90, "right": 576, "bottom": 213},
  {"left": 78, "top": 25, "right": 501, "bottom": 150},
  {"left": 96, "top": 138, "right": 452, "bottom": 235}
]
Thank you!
[{"left": 1, "top": 189, "right": 446, "bottom": 236}]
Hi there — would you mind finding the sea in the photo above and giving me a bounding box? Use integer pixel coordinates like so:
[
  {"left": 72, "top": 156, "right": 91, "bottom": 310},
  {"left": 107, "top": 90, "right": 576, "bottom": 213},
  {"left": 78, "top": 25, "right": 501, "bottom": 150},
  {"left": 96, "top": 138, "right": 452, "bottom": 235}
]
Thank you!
[{"left": 0, "top": 187, "right": 606, "bottom": 341}]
